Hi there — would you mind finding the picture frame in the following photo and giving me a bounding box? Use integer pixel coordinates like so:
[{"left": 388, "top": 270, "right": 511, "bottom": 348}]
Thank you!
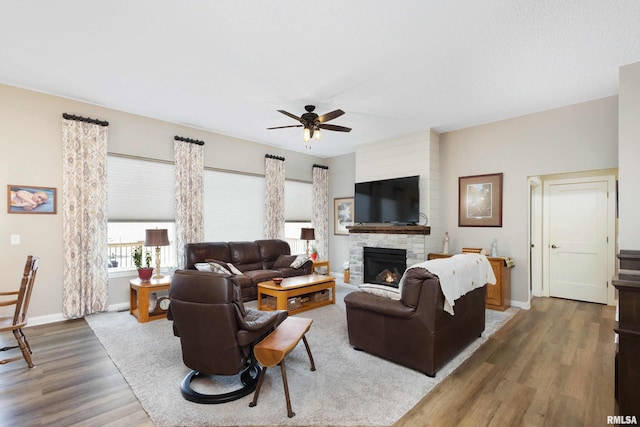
[
  {"left": 334, "top": 197, "right": 354, "bottom": 235},
  {"left": 458, "top": 173, "right": 503, "bottom": 227},
  {"left": 7, "top": 185, "right": 57, "bottom": 214}
]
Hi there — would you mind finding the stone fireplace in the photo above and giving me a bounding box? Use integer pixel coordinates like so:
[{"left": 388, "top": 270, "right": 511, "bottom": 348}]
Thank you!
[{"left": 348, "top": 225, "right": 431, "bottom": 286}]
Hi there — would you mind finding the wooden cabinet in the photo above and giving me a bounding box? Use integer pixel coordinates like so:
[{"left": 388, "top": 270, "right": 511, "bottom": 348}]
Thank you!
[
  {"left": 427, "top": 253, "right": 512, "bottom": 311},
  {"left": 613, "top": 250, "right": 640, "bottom": 419}
]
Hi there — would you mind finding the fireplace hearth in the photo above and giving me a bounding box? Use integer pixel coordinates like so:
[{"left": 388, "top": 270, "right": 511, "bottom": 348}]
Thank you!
[{"left": 363, "top": 247, "right": 407, "bottom": 288}]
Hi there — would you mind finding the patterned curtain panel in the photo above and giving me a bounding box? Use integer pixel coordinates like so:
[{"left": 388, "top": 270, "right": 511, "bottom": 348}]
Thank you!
[
  {"left": 264, "top": 155, "right": 285, "bottom": 239},
  {"left": 312, "top": 164, "right": 329, "bottom": 260},
  {"left": 61, "top": 117, "right": 109, "bottom": 319},
  {"left": 174, "top": 138, "right": 204, "bottom": 269}
]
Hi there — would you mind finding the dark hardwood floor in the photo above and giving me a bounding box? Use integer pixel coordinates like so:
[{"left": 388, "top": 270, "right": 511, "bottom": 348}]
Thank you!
[
  {"left": 396, "top": 297, "right": 617, "bottom": 427},
  {"left": 0, "top": 319, "right": 153, "bottom": 427},
  {"left": 0, "top": 297, "right": 616, "bottom": 427}
]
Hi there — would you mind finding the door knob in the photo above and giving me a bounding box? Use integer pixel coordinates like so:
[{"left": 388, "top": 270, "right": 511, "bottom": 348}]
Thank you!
[{"left": 551, "top": 244, "right": 560, "bottom": 249}]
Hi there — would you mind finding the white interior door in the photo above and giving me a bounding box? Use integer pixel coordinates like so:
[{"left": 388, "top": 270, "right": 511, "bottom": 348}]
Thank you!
[{"left": 545, "top": 178, "right": 611, "bottom": 304}]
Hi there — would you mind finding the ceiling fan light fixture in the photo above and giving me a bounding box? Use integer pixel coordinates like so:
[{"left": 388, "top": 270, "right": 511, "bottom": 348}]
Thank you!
[
  {"left": 303, "top": 127, "right": 311, "bottom": 142},
  {"left": 314, "top": 128, "right": 321, "bottom": 140}
]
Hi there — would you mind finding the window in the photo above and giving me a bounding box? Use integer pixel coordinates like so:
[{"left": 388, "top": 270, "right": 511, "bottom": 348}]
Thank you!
[
  {"left": 204, "top": 169, "right": 265, "bottom": 241},
  {"left": 107, "top": 155, "right": 177, "bottom": 272}
]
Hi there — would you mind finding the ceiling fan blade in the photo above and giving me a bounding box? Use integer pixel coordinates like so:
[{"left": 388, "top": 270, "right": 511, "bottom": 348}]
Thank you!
[
  {"left": 277, "top": 110, "right": 304, "bottom": 123},
  {"left": 267, "top": 124, "right": 303, "bottom": 130},
  {"left": 318, "top": 123, "right": 352, "bottom": 132},
  {"left": 317, "top": 109, "right": 345, "bottom": 123}
]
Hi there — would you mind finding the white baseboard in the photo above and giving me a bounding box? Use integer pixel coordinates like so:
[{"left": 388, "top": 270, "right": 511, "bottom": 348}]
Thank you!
[
  {"left": 510, "top": 299, "right": 531, "bottom": 310},
  {"left": 28, "top": 302, "right": 131, "bottom": 327}
]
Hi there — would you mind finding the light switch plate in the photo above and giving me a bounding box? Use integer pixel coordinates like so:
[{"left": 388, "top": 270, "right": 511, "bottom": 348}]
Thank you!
[{"left": 10, "top": 234, "right": 20, "bottom": 245}]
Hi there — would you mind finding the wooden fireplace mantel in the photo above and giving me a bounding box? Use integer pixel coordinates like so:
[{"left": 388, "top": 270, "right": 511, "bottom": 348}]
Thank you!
[{"left": 347, "top": 225, "right": 431, "bottom": 235}]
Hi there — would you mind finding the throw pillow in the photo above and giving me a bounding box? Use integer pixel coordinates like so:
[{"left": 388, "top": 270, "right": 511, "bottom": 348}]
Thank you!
[
  {"left": 208, "top": 262, "right": 231, "bottom": 275},
  {"left": 358, "top": 283, "right": 401, "bottom": 300},
  {"left": 290, "top": 254, "right": 310, "bottom": 269},
  {"left": 204, "top": 259, "right": 231, "bottom": 274},
  {"left": 194, "top": 263, "right": 213, "bottom": 272},
  {"left": 226, "top": 262, "right": 243, "bottom": 275}
]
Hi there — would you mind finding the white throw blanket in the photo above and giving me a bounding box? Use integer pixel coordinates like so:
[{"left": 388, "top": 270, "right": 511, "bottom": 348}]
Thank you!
[{"left": 401, "top": 254, "right": 497, "bottom": 315}]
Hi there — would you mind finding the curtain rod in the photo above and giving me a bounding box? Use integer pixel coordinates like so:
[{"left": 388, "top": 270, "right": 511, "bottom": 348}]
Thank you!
[
  {"left": 265, "top": 154, "right": 285, "bottom": 161},
  {"left": 62, "top": 113, "right": 109, "bottom": 127},
  {"left": 174, "top": 135, "right": 205, "bottom": 145},
  {"left": 313, "top": 163, "right": 329, "bottom": 170}
]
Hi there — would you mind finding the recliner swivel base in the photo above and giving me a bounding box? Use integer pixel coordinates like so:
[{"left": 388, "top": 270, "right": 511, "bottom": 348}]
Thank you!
[{"left": 180, "top": 363, "right": 262, "bottom": 404}]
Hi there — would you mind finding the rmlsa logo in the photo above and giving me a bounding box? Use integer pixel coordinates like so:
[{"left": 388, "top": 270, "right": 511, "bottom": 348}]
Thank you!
[{"left": 608, "top": 415, "right": 638, "bottom": 425}]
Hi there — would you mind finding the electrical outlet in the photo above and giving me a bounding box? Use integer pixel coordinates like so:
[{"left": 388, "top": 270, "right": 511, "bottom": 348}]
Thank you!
[{"left": 10, "top": 234, "right": 20, "bottom": 245}]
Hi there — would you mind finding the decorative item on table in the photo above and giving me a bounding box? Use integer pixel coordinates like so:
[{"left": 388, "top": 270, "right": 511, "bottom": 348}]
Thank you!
[
  {"left": 133, "top": 246, "right": 154, "bottom": 281},
  {"left": 491, "top": 238, "right": 498, "bottom": 257},
  {"left": 310, "top": 246, "right": 318, "bottom": 261},
  {"left": 343, "top": 260, "right": 350, "bottom": 284},
  {"left": 272, "top": 277, "right": 283, "bottom": 285},
  {"left": 149, "top": 292, "right": 158, "bottom": 314},
  {"left": 300, "top": 227, "right": 315, "bottom": 256},
  {"left": 461, "top": 247, "right": 487, "bottom": 255},
  {"left": 443, "top": 232, "right": 450, "bottom": 254},
  {"left": 145, "top": 228, "right": 170, "bottom": 279}
]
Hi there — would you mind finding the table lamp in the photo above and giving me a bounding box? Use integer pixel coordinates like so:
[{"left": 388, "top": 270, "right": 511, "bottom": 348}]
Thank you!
[
  {"left": 145, "top": 228, "right": 169, "bottom": 279},
  {"left": 300, "top": 227, "right": 315, "bottom": 257}
]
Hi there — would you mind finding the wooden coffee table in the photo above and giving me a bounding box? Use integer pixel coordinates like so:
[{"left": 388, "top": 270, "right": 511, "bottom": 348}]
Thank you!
[{"left": 257, "top": 274, "right": 335, "bottom": 315}]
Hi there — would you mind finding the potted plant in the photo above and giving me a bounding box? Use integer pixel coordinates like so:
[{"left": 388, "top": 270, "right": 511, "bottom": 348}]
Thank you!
[
  {"left": 133, "top": 246, "right": 154, "bottom": 281},
  {"left": 310, "top": 246, "right": 318, "bottom": 261}
]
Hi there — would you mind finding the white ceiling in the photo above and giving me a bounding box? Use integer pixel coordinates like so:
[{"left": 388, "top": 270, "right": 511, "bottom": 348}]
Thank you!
[{"left": 2, "top": 1, "right": 640, "bottom": 157}]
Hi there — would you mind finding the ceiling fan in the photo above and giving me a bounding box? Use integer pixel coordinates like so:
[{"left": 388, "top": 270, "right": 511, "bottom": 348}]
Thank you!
[{"left": 267, "top": 105, "right": 352, "bottom": 142}]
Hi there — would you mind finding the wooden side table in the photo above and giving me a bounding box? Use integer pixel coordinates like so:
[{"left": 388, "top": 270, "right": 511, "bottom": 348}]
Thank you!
[
  {"left": 312, "top": 260, "right": 330, "bottom": 274},
  {"left": 129, "top": 276, "right": 172, "bottom": 323}
]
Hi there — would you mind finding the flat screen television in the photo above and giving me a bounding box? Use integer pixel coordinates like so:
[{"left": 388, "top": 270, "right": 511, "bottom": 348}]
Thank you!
[{"left": 354, "top": 175, "right": 420, "bottom": 224}]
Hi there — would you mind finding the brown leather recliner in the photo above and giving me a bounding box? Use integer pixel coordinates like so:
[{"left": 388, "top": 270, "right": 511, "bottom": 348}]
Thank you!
[
  {"left": 168, "top": 270, "right": 287, "bottom": 403},
  {"left": 344, "top": 267, "right": 486, "bottom": 377}
]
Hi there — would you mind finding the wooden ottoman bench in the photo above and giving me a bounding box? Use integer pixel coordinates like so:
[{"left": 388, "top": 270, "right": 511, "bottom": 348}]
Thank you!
[{"left": 249, "top": 316, "right": 316, "bottom": 418}]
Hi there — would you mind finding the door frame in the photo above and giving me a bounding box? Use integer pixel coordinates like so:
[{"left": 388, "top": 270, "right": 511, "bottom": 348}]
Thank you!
[
  {"left": 528, "top": 177, "right": 543, "bottom": 298},
  {"left": 537, "top": 174, "right": 616, "bottom": 305}
]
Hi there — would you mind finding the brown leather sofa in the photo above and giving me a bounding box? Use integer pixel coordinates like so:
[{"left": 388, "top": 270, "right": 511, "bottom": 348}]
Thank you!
[
  {"left": 184, "top": 239, "right": 312, "bottom": 301},
  {"left": 344, "top": 266, "right": 486, "bottom": 377}
]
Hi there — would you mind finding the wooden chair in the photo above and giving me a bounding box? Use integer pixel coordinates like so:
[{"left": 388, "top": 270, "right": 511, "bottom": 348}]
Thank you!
[{"left": 0, "top": 255, "right": 39, "bottom": 368}]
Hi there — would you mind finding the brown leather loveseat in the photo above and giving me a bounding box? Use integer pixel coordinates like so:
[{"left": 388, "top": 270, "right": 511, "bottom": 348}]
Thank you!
[
  {"left": 184, "top": 239, "right": 312, "bottom": 301},
  {"left": 344, "top": 266, "right": 487, "bottom": 377}
]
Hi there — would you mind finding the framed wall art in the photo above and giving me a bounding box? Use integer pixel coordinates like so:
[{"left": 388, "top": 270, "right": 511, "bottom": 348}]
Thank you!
[
  {"left": 334, "top": 197, "right": 354, "bottom": 235},
  {"left": 7, "top": 185, "right": 57, "bottom": 214},
  {"left": 458, "top": 173, "right": 502, "bottom": 227}
]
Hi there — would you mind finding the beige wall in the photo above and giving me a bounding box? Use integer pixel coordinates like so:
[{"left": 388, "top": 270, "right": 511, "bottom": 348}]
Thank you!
[
  {"left": 618, "top": 62, "right": 640, "bottom": 249},
  {"left": 0, "top": 84, "right": 325, "bottom": 323},
  {"left": 440, "top": 96, "right": 619, "bottom": 306},
  {"left": 328, "top": 152, "right": 356, "bottom": 274}
]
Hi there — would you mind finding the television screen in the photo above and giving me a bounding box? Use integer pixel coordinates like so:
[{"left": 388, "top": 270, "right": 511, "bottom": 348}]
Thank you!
[{"left": 354, "top": 175, "right": 420, "bottom": 224}]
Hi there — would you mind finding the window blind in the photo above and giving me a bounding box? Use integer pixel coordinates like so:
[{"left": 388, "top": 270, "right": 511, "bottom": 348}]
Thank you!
[
  {"left": 107, "top": 155, "right": 175, "bottom": 221},
  {"left": 285, "top": 180, "right": 312, "bottom": 222},
  {"left": 204, "top": 169, "right": 265, "bottom": 241}
]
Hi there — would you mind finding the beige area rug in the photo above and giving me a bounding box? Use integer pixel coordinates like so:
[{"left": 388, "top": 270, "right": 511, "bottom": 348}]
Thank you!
[{"left": 86, "top": 284, "right": 517, "bottom": 426}]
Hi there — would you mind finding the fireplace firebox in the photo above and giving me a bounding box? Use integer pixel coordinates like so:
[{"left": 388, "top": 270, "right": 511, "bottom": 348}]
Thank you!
[{"left": 363, "top": 247, "right": 407, "bottom": 288}]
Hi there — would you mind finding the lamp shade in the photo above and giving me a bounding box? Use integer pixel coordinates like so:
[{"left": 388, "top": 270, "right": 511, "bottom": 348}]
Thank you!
[
  {"left": 300, "top": 228, "right": 315, "bottom": 241},
  {"left": 145, "top": 229, "right": 169, "bottom": 246}
]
